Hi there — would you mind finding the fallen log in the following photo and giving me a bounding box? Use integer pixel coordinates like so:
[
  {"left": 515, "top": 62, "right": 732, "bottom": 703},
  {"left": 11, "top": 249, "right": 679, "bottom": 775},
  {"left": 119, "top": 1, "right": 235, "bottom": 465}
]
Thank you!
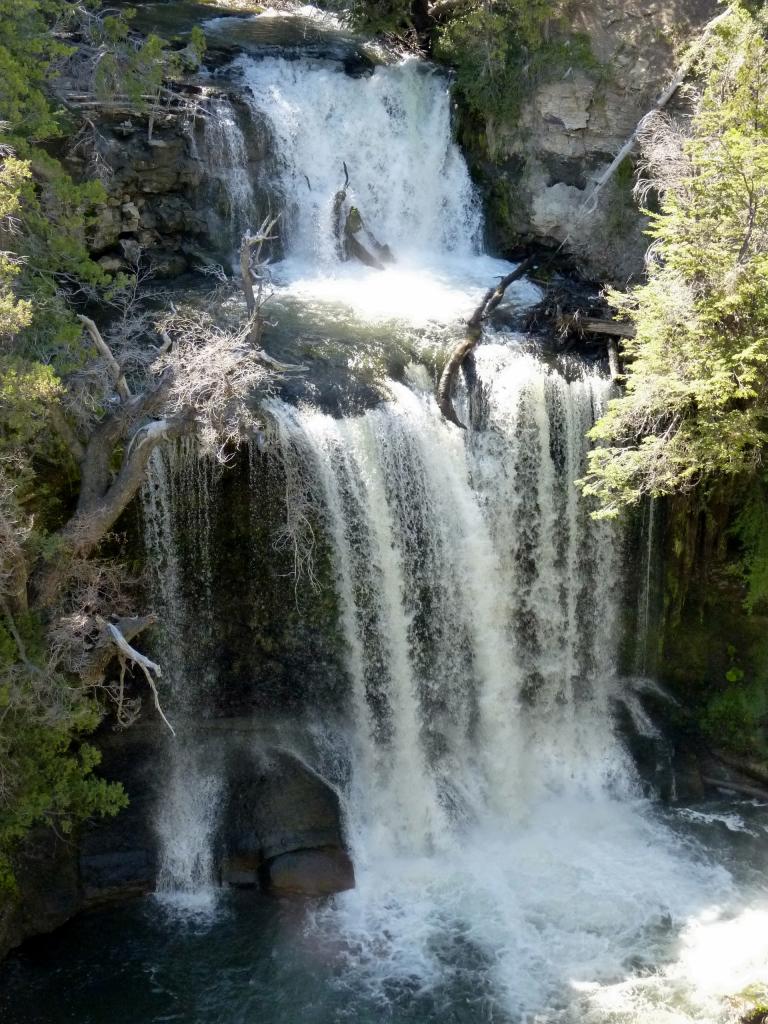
[
  {"left": 576, "top": 317, "right": 636, "bottom": 339},
  {"left": 437, "top": 255, "right": 537, "bottom": 428},
  {"left": 332, "top": 162, "right": 351, "bottom": 260},
  {"left": 702, "top": 775, "right": 768, "bottom": 801},
  {"left": 344, "top": 206, "right": 394, "bottom": 270},
  {"left": 713, "top": 751, "right": 768, "bottom": 789},
  {"left": 607, "top": 338, "right": 622, "bottom": 381}
]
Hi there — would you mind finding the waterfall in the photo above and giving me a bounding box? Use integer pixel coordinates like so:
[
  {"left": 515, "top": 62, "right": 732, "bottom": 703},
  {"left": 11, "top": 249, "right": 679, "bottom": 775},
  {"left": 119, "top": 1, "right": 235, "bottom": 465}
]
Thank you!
[
  {"left": 142, "top": 444, "right": 223, "bottom": 907},
  {"left": 634, "top": 497, "right": 658, "bottom": 675},
  {"left": 235, "top": 52, "right": 535, "bottom": 325},
  {"left": 131, "top": 30, "right": 761, "bottom": 1021},
  {"left": 238, "top": 56, "right": 481, "bottom": 265},
  {"left": 200, "top": 96, "right": 257, "bottom": 243},
  {"left": 268, "top": 347, "right": 632, "bottom": 861},
  {"left": 265, "top": 350, "right": 733, "bottom": 1019}
]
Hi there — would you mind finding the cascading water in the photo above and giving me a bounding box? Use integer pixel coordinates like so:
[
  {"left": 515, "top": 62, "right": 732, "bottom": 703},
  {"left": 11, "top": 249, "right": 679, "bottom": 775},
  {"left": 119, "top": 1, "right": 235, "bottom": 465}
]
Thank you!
[
  {"left": 235, "top": 51, "right": 537, "bottom": 324},
  {"left": 264, "top": 351, "right": 749, "bottom": 1021},
  {"left": 142, "top": 443, "right": 223, "bottom": 906},
  {"left": 129, "top": 17, "right": 768, "bottom": 1020},
  {"left": 268, "top": 348, "right": 632, "bottom": 844},
  {"left": 238, "top": 56, "right": 481, "bottom": 262},
  {"left": 200, "top": 96, "right": 257, "bottom": 242}
]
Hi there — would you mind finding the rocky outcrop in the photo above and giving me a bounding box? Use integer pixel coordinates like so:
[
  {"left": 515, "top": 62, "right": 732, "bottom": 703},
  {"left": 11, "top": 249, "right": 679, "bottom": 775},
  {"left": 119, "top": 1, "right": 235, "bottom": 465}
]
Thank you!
[
  {"left": 220, "top": 744, "right": 354, "bottom": 895},
  {"left": 0, "top": 723, "right": 353, "bottom": 960},
  {"left": 65, "top": 91, "right": 274, "bottom": 279},
  {"left": 471, "top": 0, "right": 721, "bottom": 279},
  {"left": 267, "top": 847, "right": 354, "bottom": 896}
]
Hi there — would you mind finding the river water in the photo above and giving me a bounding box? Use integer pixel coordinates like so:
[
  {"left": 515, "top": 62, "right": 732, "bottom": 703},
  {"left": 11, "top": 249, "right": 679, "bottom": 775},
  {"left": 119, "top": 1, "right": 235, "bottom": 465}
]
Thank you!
[{"left": 2, "top": 9, "right": 767, "bottom": 1023}]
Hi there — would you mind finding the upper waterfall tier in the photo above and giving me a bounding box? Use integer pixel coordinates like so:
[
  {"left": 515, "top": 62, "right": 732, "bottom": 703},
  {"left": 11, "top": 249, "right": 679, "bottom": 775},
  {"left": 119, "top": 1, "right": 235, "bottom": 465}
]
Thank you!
[{"left": 238, "top": 56, "right": 482, "bottom": 266}]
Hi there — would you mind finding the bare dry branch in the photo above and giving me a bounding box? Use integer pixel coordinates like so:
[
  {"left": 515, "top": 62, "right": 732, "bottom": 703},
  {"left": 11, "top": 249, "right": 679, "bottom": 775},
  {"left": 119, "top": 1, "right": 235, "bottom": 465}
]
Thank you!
[
  {"left": 77, "top": 314, "right": 131, "bottom": 400},
  {"left": 106, "top": 621, "right": 175, "bottom": 736}
]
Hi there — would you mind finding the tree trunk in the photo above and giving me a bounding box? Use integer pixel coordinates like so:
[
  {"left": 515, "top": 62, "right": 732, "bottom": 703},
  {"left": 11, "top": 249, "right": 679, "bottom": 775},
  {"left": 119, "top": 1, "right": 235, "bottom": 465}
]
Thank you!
[
  {"left": 34, "top": 415, "right": 190, "bottom": 609},
  {"left": 581, "top": 9, "right": 732, "bottom": 213}
]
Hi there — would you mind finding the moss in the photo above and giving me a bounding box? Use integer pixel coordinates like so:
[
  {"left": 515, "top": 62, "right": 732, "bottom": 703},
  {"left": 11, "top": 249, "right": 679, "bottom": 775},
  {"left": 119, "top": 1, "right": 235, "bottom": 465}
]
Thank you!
[{"left": 655, "top": 485, "right": 768, "bottom": 757}]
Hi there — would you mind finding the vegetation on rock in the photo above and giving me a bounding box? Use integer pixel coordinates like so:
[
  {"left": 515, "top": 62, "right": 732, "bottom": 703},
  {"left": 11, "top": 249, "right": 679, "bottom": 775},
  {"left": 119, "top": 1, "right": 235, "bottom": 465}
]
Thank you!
[{"left": 581, "top": 6, "right": 768, "bottom": 520}]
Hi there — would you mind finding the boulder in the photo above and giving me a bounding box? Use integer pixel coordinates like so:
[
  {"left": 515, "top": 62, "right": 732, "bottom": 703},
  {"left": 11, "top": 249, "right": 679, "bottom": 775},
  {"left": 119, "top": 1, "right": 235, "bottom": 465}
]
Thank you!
[
  {"left": 90, "top": 206, "right": 121, "bottom": 252},
  {"left": 220, "top": 745, "right": 354, "bottom": 895},
  {"left": 121, "top": 201, "right": 141, "bottom": 233},
  {"left": 221, "top": 853, "right": 261, "bottom": 888},
  {"left": 223, "top": 748, "right": 346, "bottom": 864},
  {"left": 266, "top": 847, "right": 355, "bottom": 897}
]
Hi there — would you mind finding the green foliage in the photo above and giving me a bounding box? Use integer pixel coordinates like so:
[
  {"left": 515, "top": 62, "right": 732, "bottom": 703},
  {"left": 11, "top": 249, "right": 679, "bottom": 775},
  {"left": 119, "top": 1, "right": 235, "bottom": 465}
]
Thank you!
[
  {"left": 0, "top": 0, "right": 82, "bottom": 140},
  {"left": 700, "top": 676, "right": 767, "bottom": 755},
  {"left": 343, "top": 0, "right": 412, "bottom": 35},
  {"left": 0, "top": 157, "right": 34, "bottom": 341},
  {"left": 0, "top": 1, "right": 143, "bottom": 889},
  {"left": 190, "top": 25, "right": 207, "bottom": 61},
  {"left": 95, "top": 31, "right": 179, "bottom": 108},
  {"left": 732, "top": 480, "right": 768, "bottom": 612},
  {"left": 435, "top": 0, "right": 597, "bottom": 124},
  {"left": 341, "top": 0, "right": 598, "bottom": 124},
  {"left": 581, "top": 8, "right": 768, "bottom": 518},
  {"left": 0, "top": 613, "right": 127, "bottom": 892}
]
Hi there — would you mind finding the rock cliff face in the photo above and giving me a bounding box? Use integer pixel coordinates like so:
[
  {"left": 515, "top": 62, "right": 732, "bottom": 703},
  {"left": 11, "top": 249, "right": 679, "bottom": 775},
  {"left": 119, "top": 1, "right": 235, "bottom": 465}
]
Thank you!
[
  {"left": 0, "top": 723, "right": 352, "bottom": 960},
  {"left": 468, "top": 0, "right": 720, "bottom": 279},
  {"left": 66, "top": 89, "right": 273, "bottom": 279}
]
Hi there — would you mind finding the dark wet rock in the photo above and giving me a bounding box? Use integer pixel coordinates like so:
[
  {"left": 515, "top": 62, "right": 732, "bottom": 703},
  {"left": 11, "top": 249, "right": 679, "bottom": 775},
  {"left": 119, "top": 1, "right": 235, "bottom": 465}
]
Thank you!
[
  {"left": 0, "top": 831, "right": 80, "bottom": 962},
  {"left": 670, "top": 747, "right": 706, "bottom": 802},
  {"left": 221, "top": 746, "right": 348, "bottom": 875},
  {"left": 266, "top": 847, "right": 355, "bottom": 896},
  {"left": 221, "top": 853, "right": 261, "bottom": 888}
]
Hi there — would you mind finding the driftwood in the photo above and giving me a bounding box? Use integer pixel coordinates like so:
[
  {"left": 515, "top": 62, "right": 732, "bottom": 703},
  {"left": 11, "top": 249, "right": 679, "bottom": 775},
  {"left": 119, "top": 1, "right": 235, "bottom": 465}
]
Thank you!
[
  {"left": 239, "top": 216, "right": 277, "bottom": 318},
  {"left": 570, "top": 316, "right": 636, "bottom": 339},
  {"left": 556, "top": 311, "right": 633, "bottom": 379},
  {"left": 239, "top": 221, "right": 304, "bottom": 372},
  {"left": 106, "top": 620, "right": 175, "bottom": 736},
  {"left": 332, "top": 164, "right": 394, "bottom": 270},
  {"left": 77, "top": 314, "right": 131, "bottom": 399},
  {"left": 713, "top": 751, "right": 768, "bottom": 789},
  {"left": 344, "top": 207, "right": 394, "bottom": 270},
  {"left": 332, "top": 162, "right": 351, "bottom": 260},
  {"left": 437, "top": 255, "right": 537, "bottom": 427},
  {"left": 607, "top": 338, "right": 622, "bottom": 381},
  {"left": 702, "top": 775, "right": 768, "bottom": 801}
]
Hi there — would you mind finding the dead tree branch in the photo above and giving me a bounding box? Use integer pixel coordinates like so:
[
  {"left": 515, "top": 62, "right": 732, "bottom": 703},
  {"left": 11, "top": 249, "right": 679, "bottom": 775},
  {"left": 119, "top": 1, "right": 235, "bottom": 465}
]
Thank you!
[
  {"left": 77, "top": 314, "right": 131, "bottom": 400},
  {"left": 437, "top": 255, "right": 537, "bottom": 427},
  {"left": 240, "top": 216, "right": 277, "bottom": 317},
  {"left": 106, "top": 620, "right": 175, "bottom": 736}
]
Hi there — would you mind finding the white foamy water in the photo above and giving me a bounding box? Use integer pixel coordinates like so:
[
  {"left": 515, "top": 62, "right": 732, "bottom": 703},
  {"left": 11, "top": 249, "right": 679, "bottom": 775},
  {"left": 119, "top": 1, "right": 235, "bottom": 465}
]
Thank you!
[
  {"left": 240, "top": 56, "right": 481, "bottom": 261},
  {"left": 236, "top": 54, "right": 539, "bottom": 323},
  {"left": 201, "top": 96, "right": 256, "bottom": 239},
  {"left": 141, "top": 35, "right": 768, "bottom": 1021},
  {"left": 267, "top": 351, "right": 767, "bottom": 1022},
  {"left": 143, "top": 444, "right": 223, "bottom": 910}
]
